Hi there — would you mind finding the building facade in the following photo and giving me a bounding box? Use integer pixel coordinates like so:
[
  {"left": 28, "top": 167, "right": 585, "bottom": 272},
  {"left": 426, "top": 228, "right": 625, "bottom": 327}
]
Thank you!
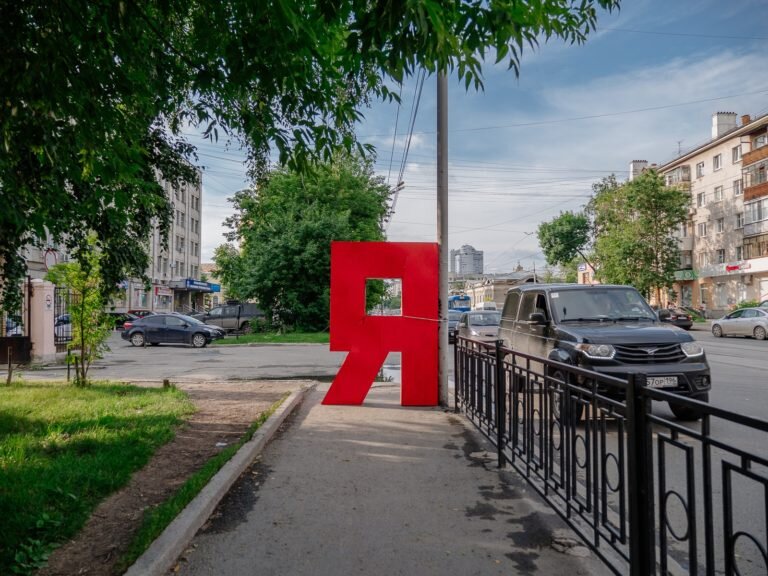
[
  {"left": 659, "top": 112, "right": 768, "bottom": 316},
  {"left": 110, "top": 172, "right": 217, "bottom": 314},
  {"left": 450, "top": 245, "right": 484, "bottom": 275}
]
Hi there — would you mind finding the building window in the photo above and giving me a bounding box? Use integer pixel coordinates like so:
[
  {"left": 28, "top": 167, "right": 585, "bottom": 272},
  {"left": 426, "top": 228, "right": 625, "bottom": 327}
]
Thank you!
[
  {"left": 697, "top": 192, "right": 706, "bottom": 207},
  {"left": 699, "top": 252, "right": 709, "bottom": 267},
  {"left": 744, "top": 159, "right": 768, "bottom": 188},
  {"left": 714, "top": 186, "right": 723, "bottom": 202},
  {"left": 713, "top": 154, "right": 722, "bottom": 171},
  {"left": 157, "top": 255, "right": 162, "bottom": 272},
  {"left": 736, "top": 212, "right": 744, "bottom": 229},
  {"left": 734, "top": 179, "right": 743, "bottom": 196},
  {"left": 732, "top": 145, "right": 742, "bottom": 163},
  {"left": 754, "top": 134, "right": 768, "bottom": 150},
  {"left": 697, "top": 222, "right": 707, "bottom": 237},
  {"left": 716, "top": 218, "right": 724, "bottom": 233},
  {"left": 736, "top": 246, "right": 743, "bottom": 261},
  {"left": 716, "top": 249, "right": 725, "bottom": 264},
  {"left": 696, "top": 162, "right": 704, "bottom": 178}
]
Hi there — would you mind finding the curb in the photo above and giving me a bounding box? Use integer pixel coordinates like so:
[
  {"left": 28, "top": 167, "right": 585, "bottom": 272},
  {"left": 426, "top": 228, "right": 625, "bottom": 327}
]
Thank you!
[{"left": 124, "top": 383, "right": 314, "bottom": 576}]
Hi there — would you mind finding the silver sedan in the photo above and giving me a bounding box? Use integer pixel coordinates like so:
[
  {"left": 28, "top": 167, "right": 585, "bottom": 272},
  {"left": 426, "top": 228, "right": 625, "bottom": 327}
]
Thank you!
[{"left": 711, "top": 307, "right": 768, "bottom": 340}]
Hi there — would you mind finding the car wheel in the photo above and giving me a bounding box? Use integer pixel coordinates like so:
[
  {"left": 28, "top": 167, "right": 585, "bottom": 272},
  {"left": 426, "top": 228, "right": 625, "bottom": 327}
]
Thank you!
[
  {"left": 669, "top": 392, "right": 708, "bottom": 421},
  {"left": 550, "top": 368, "right": 584, "bottom": 424},
  {"left": 754, "top": 326, "right": 767, "bottom": 341},
  {"left": 711, "top": 324, "right": 723, "bottom": 338},
  {"left": 130, "top": 332, "right": 145, "bottom": 347},
  {"left": 240, "top": 321, "right": 252, "bottom": 334},
  {"left": 191, "top": 333, "right": 208, "bottom": 348}
]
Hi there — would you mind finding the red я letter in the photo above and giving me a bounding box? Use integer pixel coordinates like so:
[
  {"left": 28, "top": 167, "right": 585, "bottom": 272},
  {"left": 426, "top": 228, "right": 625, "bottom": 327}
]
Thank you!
[{"left": 323, "top": 242, "right": 438, "bottom": 406}]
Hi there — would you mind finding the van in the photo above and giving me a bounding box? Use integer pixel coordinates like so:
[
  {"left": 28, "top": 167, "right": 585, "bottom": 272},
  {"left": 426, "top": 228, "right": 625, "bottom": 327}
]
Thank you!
[
  {"left": 499, "top": 283, "right": 711, "bottom": 420},
  {"left": 474, "top": 302, "right": 498, "bottom": 311}
]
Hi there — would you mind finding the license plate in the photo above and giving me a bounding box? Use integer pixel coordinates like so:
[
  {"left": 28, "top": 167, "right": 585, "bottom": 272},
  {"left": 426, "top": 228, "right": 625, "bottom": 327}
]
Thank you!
[{"left": 647, "top": 376, "right": 678, "bottom": 388}]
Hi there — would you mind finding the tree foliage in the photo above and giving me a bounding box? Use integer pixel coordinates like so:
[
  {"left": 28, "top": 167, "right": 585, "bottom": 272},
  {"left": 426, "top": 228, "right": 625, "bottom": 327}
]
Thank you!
[
  {"left": 589, "top": 170, "right": 689, "bottom": 300},
  {"left": 45, "top": 239, "right": 113, "bottom": 386},
  {"left": 537, "top": 211, "right": 594, "bottom": 270},
  {"left": 1, "top": 0, "right": 619, "bottom": 312},
  {"left": 216, "top": 154, "right": 390, "bottom": 330}
]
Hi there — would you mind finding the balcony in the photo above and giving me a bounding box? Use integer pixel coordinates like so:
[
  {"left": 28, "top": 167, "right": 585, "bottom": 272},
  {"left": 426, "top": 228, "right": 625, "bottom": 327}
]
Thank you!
[
  {"left": 742, "top": 144, "right": 768, "bottom": 167},
  {"left": 743, "top": 219, "right": 768, "bottom": 238},
  {"left": 678, "top": 236, "right": 693, "bottom": 251},
  {"left": 744, "top": 180, "right": 768, "bottom": 202}
]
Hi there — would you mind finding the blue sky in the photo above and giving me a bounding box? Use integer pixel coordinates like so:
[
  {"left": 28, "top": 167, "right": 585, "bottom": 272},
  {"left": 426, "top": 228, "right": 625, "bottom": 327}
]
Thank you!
[{"left": 193, "top": 0, "right": 768, "bottom": 274}]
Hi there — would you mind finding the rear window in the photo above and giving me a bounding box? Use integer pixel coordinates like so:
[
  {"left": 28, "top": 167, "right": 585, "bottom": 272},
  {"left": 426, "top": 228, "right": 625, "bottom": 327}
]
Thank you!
[{"left": 468, "top": 312, "right": 501, "bottom": 326}]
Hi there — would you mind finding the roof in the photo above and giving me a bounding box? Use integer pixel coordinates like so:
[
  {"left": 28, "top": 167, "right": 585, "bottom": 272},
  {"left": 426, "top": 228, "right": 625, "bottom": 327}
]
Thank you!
[{"left": 659, "top": 112, "right": 768, "bottom": 171}]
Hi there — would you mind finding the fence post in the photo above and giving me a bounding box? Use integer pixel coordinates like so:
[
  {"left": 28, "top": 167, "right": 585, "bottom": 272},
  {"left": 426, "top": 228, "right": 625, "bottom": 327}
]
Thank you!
[
  {"left": 626, "top": 374, "right": 655, "bottom": 576},
  {"left": 453, "top": 339, "right": 459, "bottom": 413},
  {"left": 495, "top": 340, "right": 506, "bottom": 468}
]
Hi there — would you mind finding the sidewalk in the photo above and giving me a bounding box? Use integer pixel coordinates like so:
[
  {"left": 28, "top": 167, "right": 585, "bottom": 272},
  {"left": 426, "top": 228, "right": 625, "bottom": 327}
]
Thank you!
[{"left": 174, "top": 382, "right": 610, "bottom": 576}]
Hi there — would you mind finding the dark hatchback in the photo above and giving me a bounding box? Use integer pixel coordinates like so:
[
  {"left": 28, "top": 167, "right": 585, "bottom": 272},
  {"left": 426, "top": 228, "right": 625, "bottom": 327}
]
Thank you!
[
  {"left": 657, "top": 308, "right": 693, "bottom": 330},
  {"left": 122, "top": 313, "right": 225, "bottom": 348},
  {"left": 448, "top": 311, "right": 462, "bottom": 344},
  {"left": 498, "top": 284, "right": 711, "bottom": 420}
]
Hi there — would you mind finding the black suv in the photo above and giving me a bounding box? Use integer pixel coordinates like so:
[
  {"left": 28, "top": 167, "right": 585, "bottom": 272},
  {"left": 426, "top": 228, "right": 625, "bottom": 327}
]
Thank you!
[{"left": 499, "top": 284, "right": 711, "bottom": 420}]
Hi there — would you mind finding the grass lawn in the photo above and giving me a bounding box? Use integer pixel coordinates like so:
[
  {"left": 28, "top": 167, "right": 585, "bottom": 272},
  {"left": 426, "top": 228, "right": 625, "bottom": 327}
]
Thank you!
[
  {"left": 213, "top": 331, "right": 329, "bottom": 345},
  {"left": 0, "top": 381, "right": 194, "bottom": 574}
]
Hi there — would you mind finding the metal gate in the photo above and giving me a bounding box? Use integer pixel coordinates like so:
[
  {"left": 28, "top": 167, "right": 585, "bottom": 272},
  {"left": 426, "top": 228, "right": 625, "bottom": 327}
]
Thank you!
[
  {"left": 53, "top": 287, "right": 75, "bottom": 352},
  {"left": 455, "top": 337, "right": 768, "bottom": 576}
]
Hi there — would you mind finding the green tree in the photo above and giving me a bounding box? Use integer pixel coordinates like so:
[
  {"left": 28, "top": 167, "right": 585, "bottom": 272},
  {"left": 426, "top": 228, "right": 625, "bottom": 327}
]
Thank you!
[
  {"left": 589, "top": 170, "right": 689, "bottom": 301},
  {"left": 1, "top": 0, "right": 619, "bottom": 313},
  {"left": 45, "top": 240, "right": 113, "bottom": 386},
  {"left": 223, "top": 154, "right": 389, "bottom": 330},
  {"left": 537, "top": 211, "right": 595, "bottom": 271},
  {"left": 212, "top": 244, "right": 248, "bottom": 302}
]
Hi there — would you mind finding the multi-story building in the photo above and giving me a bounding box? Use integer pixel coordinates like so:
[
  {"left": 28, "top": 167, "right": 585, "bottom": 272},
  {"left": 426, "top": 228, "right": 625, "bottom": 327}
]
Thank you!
[
  {"left": 659, "top": 112, "right": 768, "bottom": 315},
  {"left": 450, "top": 245, "right": 484, "bottom": 275},
  {"left": 110, "top": 171, "right": 216, "bottom": 314}
]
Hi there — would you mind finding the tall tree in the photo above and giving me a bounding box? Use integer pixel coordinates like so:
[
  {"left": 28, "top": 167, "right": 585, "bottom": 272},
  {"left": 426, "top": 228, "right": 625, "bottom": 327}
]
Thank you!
[
  {"left": 219, "top": 154, "right": 389, "bottom": 330},
  {"left": 1, "top": 0, "right": 620, "bottom": 312},
  {"left": 589, "top": 170, "right": 689, "bottom": 301},
  {"left": 537, "top": 211, "right": 594, "bottom": 271}
]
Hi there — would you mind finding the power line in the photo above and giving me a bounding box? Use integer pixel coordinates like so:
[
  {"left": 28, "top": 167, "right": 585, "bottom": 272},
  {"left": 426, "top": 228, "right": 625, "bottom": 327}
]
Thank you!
[{"left": 360, "top": 87, "right": 768, "bottom": 138}]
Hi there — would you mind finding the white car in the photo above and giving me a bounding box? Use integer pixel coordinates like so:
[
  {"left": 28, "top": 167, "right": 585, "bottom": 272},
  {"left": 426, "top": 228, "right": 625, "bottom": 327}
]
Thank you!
[
  {"left": 54, "top": 314, "right": 72, "bottom": 338},
  {"left": 711, "top": 308, "right": 768, "bottom": 340}
]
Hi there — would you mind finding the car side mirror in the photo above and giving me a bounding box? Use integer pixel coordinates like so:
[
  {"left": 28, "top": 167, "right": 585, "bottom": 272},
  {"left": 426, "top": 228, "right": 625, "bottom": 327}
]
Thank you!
[{"left": 528, "top": 312, "right": 547, "bottom": 324}]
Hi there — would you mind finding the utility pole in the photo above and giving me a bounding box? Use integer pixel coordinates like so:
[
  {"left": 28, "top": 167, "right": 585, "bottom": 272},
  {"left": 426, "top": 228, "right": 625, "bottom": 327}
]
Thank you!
[{"left": 437, "top": 72, "right": 449, "bottom": 406}]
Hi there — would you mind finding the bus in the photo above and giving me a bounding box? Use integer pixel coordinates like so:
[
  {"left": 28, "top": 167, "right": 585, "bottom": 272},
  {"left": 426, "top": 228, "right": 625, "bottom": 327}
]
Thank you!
[{"left": 448, "top": 294, "right": 471, "bottom": 312}]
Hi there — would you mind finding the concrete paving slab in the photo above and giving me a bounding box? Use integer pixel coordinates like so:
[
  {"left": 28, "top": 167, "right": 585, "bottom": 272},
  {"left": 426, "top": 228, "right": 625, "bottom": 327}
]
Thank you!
[{"left": 174, "top": 383, "right": 611, "bottom": 576}]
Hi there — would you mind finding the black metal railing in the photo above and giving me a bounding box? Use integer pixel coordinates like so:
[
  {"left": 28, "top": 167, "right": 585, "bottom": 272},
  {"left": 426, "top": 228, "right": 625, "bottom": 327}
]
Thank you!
[{"left": 454, "top": 337, "right": 768, "bottom": 576}]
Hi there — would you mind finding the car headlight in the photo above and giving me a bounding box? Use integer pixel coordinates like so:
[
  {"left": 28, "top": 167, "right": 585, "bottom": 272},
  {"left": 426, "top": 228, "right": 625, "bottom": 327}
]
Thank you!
[
  {"left": 470, "top": 329, "right": 480, "bottom": 336},
  {"left": 576, "top": 343, "right": 615, "bottom": 359},
  {"left": 681, "top": 341, "right": 704, "bottom": 357}
]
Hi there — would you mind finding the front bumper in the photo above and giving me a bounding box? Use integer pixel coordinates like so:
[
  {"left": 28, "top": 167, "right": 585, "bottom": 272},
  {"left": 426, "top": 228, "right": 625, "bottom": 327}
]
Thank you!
[{"left": 585, "top": 360, "right": 711, "bottom": 396}]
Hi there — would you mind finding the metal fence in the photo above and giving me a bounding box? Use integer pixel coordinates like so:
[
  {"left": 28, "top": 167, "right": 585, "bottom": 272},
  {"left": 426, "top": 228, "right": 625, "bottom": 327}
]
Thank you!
[
  {"left": 454, "top": 337, "right": 768, "bottom": 576},
  {"left": 53, "top": 287, "right": 75, "bottom": 352}
]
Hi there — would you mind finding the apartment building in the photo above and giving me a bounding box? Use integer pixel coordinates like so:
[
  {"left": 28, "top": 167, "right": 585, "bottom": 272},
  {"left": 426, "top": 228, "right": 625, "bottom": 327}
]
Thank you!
[
  {"left": 450, "top": 245, "right": 484, "bottom": 275},
  {"left": 658, "top": 112, "right": 768, "bottom": 315},
  {"left": 110, "top": 170, "right": 218, "bottom": 314}
]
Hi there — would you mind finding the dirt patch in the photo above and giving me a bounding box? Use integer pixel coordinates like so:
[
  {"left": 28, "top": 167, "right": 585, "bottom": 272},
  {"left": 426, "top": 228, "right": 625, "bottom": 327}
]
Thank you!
[{"left": 38, "top": 380, "right": 307, "bottom": 576}]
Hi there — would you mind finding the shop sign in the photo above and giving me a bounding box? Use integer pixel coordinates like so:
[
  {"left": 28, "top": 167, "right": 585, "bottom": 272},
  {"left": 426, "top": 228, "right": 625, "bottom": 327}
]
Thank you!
[
  {"left": 154, "top": 286, "right": 173, "bottom": 297},
  {"left": 674, "top": 269, "right": 698, "bottom": 281}
]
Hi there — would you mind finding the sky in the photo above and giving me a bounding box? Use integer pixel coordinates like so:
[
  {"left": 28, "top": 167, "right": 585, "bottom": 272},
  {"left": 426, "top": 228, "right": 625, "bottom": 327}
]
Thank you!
[{"left": 191, "top": 0, "right": 768, "bottom": 275}]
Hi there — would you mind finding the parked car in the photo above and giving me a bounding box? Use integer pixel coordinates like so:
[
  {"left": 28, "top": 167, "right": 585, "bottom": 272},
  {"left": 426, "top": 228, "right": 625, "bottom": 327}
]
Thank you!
[
  {"left": 54, "top": 313, "right": 72, "bottom": 338},
  {"left": 448, "top": 310, "right": 462, "bottom": 344},
  {"left": 498, "top": 284, "right": 711, "bottom": 421},
  {"left": 711, "top": 307, "right": 768, "bottom": 340},
  {"left": 192, "top": 303, "right": 264, "bottom": 333},
  {"left": 456, "top": 310, "right": 502, "bottom": 342},
  {"left": 122, "top": 313, "right": 225, "bottom": 348},
  {"left": 5, "top": 315, "right": 23, "bottom": 336},
  {"left": 104, "top": 312, "right": 138, "bottom": 330},
  {"left": 127, "top": 309, "right": 156, "bottom": 318},
  {"left": 657, "top": 308, "right": 693, "bottom": 330},
  {"left": 760, "top": 300, "right": 768, "bottom": 309}
]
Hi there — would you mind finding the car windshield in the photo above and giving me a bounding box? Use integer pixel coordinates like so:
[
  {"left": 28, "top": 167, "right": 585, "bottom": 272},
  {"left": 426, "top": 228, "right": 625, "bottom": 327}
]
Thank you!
[
  {"left": 468, "top": 312, "right": 501, "bottom": 326},
  {"left": 449, "top": 311, "right": 461, "bottom": 321},
  {"left": 551, "top": 288, "right": 656, "bottom": 322}
]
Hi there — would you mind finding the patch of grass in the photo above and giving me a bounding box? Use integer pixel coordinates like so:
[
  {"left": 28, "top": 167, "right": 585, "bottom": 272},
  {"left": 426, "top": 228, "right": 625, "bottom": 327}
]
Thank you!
[
  {"left": 213, "top": 331, "right": 329, "bottom": 345},
  {"left": 116, "top": 394, "right": 288, "bottom": 573},
  {"left": 0, "top": 381, "right": 195, "bottom": 575}
]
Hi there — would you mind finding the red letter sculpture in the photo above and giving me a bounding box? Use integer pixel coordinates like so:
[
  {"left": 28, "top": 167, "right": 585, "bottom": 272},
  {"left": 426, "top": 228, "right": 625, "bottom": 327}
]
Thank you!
[{"left": 323, "top": 241, "right": 438, "bottom": 406}]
